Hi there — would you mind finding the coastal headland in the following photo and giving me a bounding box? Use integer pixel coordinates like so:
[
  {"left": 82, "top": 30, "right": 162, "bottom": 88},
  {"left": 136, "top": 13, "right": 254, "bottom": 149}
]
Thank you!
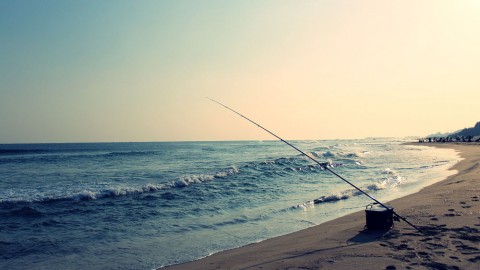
[{"left": 164, "top": 143, "right": 480, "bottom": 270}]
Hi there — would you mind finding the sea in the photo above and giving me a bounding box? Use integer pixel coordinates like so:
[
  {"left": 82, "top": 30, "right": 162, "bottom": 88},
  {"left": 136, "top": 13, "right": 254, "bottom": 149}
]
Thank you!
[{"left": 0, "top": 138, "right": 460, "bottom": 269}]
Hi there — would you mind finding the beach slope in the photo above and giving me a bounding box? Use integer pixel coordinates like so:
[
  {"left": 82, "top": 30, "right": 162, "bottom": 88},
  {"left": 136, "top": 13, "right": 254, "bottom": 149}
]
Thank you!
[{"left": 164, "top": 143, "right": 480, "bottom": 270}]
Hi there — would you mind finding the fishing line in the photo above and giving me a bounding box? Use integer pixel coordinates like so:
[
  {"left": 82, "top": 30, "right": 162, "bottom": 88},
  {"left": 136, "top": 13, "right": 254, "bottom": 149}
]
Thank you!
[{"left": 207, "top": 97, "right": 423, "bottom": 234}]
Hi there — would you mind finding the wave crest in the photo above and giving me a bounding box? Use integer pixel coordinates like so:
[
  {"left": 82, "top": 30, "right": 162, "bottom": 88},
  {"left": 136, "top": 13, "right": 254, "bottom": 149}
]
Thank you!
[
  {"left": 294, "top": 180, "right": 390, "bottom": 209},
  {"left": 1, "top": 166, "right": 241, "bottom": 204}
]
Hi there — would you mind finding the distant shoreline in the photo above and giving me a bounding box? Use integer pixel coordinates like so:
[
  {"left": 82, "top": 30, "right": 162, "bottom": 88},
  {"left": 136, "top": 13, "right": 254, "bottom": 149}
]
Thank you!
[{"left": 164, "top": 143, "right": 480, "bottom": 270}]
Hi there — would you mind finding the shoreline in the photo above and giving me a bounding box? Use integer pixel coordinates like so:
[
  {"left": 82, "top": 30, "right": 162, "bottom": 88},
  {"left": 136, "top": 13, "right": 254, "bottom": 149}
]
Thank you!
[{"left": 164, "top": 143, "right": 480, "bottom": 269}]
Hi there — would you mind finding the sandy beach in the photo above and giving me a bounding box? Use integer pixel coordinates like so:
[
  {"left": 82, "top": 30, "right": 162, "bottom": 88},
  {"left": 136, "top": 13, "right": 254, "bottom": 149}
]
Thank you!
[{"left": 165, "top": 143, "right": 480, "bottom": 270}]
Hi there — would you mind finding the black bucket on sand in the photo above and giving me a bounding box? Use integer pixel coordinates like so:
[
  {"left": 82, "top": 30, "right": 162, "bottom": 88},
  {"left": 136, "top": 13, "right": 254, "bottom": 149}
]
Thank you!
[{"left": 365, "top": 203, "right": 394, "bottom": 230}]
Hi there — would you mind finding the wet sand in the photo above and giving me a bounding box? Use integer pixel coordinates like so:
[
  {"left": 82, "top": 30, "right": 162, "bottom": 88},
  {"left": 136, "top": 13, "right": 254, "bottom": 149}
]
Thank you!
[{"left": 164, "top": 143, "right": 480, "bottom": 270}]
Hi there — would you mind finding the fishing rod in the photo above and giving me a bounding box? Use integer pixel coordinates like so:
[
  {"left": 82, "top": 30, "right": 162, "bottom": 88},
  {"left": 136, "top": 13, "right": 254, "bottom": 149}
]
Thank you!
[{"left": 207, "top": 97, "right": 423, "bottom": 234}]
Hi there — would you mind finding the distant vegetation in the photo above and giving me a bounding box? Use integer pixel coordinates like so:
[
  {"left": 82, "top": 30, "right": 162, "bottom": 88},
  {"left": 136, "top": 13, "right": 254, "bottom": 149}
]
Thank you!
[
  {"left": 427, "top": 121, "right": 480, "bottom": 138},
  {"left": 427, "top": 131, "right": 458, "bottom": 138},
  {"left": 453, "top": 121, "right": 480, "bottom": 137},
  {"left": 420, "top": 121, "right": 480, "bottom": 143}
]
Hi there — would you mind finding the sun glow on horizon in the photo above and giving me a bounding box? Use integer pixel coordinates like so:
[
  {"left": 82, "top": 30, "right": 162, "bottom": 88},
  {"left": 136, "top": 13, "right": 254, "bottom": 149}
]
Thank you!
[{"left": 1, "top": 1, "right": 479, "bottom": 143}]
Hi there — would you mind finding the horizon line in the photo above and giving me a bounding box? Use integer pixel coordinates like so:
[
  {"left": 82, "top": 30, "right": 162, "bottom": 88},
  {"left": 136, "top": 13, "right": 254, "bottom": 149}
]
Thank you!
[{"left": 0, "top": 136, "right": 418, "bottom": 145}]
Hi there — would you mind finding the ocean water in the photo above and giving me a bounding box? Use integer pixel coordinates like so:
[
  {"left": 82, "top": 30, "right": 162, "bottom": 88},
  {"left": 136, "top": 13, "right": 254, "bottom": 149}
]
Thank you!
[{"left": 0, "top": 139, "right": 460, "bottom": 269}]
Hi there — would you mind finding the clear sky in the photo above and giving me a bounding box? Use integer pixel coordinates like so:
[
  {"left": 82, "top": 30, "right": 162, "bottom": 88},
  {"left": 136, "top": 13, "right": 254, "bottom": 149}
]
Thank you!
[{"left": 1, "top": 0, "right": 479, "bottom": 143}]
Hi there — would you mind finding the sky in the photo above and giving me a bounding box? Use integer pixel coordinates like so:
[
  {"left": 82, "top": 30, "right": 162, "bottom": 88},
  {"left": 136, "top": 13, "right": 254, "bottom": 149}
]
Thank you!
[{"left": 1, "top": 0, "right": 479, "bottom": 143}]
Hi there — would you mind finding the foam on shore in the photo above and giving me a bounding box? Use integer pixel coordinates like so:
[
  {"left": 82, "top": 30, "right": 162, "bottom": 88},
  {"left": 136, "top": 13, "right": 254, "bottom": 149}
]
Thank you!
[{"left": 164, "top": 143, "right": 480, "bottom": 270}]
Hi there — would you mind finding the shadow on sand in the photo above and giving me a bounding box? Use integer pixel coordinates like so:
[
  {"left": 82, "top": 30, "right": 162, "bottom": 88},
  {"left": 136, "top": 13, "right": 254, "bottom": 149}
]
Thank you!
[{"left": 347, "top": 228, "right": 391, "bottom": 244}]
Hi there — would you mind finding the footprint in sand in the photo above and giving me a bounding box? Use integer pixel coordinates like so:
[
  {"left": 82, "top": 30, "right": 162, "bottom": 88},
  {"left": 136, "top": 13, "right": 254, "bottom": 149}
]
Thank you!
[
  {"left": 445, "top": 209, "right": 462, "bottom": 217},
  {"left": 417, "top": 251, "right": 431, "bottom": 259},
  {"left": 450, "top": 256, "right": 462, "bottom": 262},
  {"left": 395, "top": 243, "right": 410, "bottom": 250},
  {"left": 428, "top": 242, "right": 447, "bottom": 249},
  {"left": 445, "top": 209, "right": 456, "bottom": 217},
  {"left": 468, "top": 256, "right": 480, "bottom": 263},
  {"left": 420, "top": 237, "right": 433, "bottom": 242},
  {"left": 461, "top": 201, "right": 474, "bottom": 208},
  {"left": 456, "top": 243, "right": 478, "bottom": 254}
]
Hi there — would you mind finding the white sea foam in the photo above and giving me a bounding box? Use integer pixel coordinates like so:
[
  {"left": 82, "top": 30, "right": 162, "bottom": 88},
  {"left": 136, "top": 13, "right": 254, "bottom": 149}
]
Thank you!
[
  {"left": 302, "top": 177, "right": 397, "bottom": 206},
  {"left": 74, "top": 190, "right": 97, "bottom": 201},
  {"left": 295, "top": 200, "right": 315, "bottom": 210},
  {"left": 0, "top": 166, "right": 241, "bottom": 203},
  {"left": 0, "top": 139, "right": 463, "bottom": 270},
  {"left": 170, "top": 166, "right": 239, "bottom": 188}
]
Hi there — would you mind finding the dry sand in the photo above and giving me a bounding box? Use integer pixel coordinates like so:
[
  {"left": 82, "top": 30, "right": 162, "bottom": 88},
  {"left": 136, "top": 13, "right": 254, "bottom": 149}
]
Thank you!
[{"left": 164, "top": 143, "right": 480, "bottom": 270}]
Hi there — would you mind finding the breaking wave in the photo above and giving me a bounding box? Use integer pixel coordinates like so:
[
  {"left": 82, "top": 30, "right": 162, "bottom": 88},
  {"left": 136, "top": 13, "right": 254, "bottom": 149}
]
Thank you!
[
  {"left": 0, "top": 166, "right": 240, "bottom": 204},
  {"left": 1, "top": 147, "right": 363, "bottom": 205},
  {"left": 169, "top": 166, "right": 239, "bottom": 188},
  {"left": 309, "top": 150, "right": 361, "bottom": 159},
  {"left": 293, "top": 183, "right": 384, "bottom": 210},
  {"left": 313, "top": 183, "right": 384, "bottom": 204},
  {"left": 294, "top": 167, "right": 405, "bottom": 210}
]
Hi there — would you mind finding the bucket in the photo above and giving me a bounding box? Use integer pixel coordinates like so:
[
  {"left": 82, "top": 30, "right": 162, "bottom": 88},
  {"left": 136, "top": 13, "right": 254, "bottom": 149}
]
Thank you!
[{"left": 365, "top": 204, "right": 394, "bottom": 230}]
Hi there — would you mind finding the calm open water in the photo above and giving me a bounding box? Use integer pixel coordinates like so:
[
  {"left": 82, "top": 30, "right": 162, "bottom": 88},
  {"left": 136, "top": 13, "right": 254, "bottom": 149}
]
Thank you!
[{"left": 0, "top": 139, "right": 460, "bottom": 269}]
